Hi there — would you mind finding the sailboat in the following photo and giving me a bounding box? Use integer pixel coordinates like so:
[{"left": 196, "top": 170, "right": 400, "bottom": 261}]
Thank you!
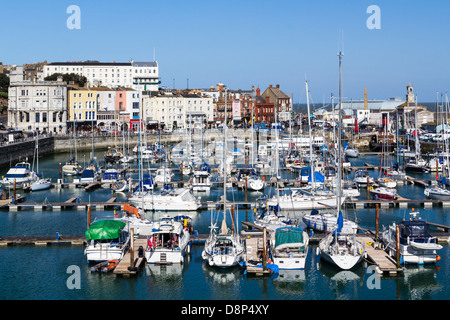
[
  {"left": 268, "top": 80, "right": 340, "bottom": 210},
  {"left": 405, "top": 98, "right": 431, "bottom": 173},
  {"left": 424, "top": 93, "right": 450, "bottom": 200},
  {"left": 201, "top": 88, "right": 245, "bottom": 268},
  {"left": 31, "top": 136, "right": 51, "bottom": 191},
  {"left": 63, "top": 123, "right": 82, "bottom": 176},
  {"left": 317, "top": 52, "right": 365, "bottom": 271}
]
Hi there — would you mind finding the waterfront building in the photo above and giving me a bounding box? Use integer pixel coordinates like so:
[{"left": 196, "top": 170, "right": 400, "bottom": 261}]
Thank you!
[
  {"left": 67, "top": 86, "right": 99, "bottom": 131},
  {"left": 43, "top": 60, "right": 160, "bottom": 91},
  {"left": 7, "top": 67, "right": 68, "bottom": 134},
  {"left": 261, "top": 84, "right": 292, "bottom": 122},
  {"left": 142, "top": 91, "right": 213, "bottom": 130}
]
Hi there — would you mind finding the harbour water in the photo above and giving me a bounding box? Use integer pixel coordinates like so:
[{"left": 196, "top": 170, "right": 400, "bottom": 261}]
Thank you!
[{"left": 0, "top": 150, "right": 449, "bottom": 302}]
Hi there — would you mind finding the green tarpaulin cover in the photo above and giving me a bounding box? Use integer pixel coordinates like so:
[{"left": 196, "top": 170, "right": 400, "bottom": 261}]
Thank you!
[
  {"left": 275, "top": 227, "right": 304, "bottom": 247},
  {"left": 85, "top": 220, "right": 126, "bottom": 241}
]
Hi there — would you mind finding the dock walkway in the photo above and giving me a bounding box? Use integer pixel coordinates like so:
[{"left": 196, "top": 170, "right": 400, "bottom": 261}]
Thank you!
[{"left": 113, "top": 237, "right": 147, "bottom": 276}]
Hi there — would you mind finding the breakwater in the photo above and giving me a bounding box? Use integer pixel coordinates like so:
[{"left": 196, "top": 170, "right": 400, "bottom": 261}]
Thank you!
[{"left": 0, "top": 136, "right": 54, "bottom": 167}]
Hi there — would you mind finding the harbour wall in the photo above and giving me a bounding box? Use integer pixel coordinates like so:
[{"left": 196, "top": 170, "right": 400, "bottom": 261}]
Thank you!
[
  {"left": 53, "top": 129, "right": 254, "bottom": 153},
  {"left": 0, "top": 137, "right": 54, "bottom": 167}
]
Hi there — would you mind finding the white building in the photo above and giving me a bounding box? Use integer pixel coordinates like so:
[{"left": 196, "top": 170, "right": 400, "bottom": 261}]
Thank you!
[
  {"left": 142, "top": 92, "right": 214, "bottom": 130},
  {"left": 8, "top": 67, "right": 68, "bottom": 134},
  {"left": 43, "top": 60, "right": 160, "bottom": 91}
]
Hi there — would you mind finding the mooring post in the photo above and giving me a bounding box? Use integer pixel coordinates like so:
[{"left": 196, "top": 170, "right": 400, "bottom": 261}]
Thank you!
[{"left": 375, "top": 203, "right": 380, "bottom": 241}]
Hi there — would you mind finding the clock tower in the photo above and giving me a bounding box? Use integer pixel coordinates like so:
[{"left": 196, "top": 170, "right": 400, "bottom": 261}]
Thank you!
[{"left": 406, "top": 84, "right": 415, "bottom": 104}]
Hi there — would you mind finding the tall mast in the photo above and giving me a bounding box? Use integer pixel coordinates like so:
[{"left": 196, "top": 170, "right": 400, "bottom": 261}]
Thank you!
[
  {"left": 337, "top": 51, "right": 343, "bottom": 210},
  {"left": 305, "top": 80, "right": 314, "bottom": 188}
]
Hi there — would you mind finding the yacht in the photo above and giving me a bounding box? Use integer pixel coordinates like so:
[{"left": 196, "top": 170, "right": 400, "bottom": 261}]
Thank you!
[
  {"left": 302, "top": 209, "right": 358, "bottom": 234},
  {"left": 104, "top": 148, "right": 123, "bottom": 163},
  {"left": 84, "top": 219, "right": 130, "bottom": 263},
  {"left": 235, "top": 168, "right": 265, "bottom": 191},
  {"left": 271, "top": 226, "right": 309, "bottom": 270},
  {"left": 31, "top": 178, "right": 52, "bottom": 191},
  {"left": 145, "top": 215, "right": 192, "bottom": 264},
  {"left": 353, "top": 169, "right": 374, "bottom": 187},
  {"left": 0, "top": 162, "right": 37, "bottom": 189},
  {"left": 344, "top": 146, "right": 359, "bottom": 158},
  {"left": 318, "top": 226, "right": 365, "bottom": 270},
  {"left": 128, "top": 187, "right": 202, "bottom": 211},
  {"left": 201, "top": 217, "right": 245, "bottom": 268},
  {"left": 101, "top": 168, "right": 120, "bottom": 186},
  {"left": 62, "top": 158, "right": 82, "bottom": 176},
  {"left": 381, "top": 210, "right": 443, "bottom": 264},
  {"left": 154, "top": 167, "right": 174, "bottom": 185},
  {"left": 192, "top": 164, "right": 212, "bottom": 192},
  {"left": 369, "top": 186, "right": 397, "bottom": 200},
  {"left": 424, "top": 185, "right": 450, "bottom": 200},
  {"left": 267, "top": 189, "right": 343, "bottom": 211},
  {"left": 253, "top": 197, "right": 293, "bottom": 231}
]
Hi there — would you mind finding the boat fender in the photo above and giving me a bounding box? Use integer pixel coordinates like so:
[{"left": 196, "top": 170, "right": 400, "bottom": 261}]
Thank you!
[
  {"left": 436, "top": 255, "right": 441, "bottom": 261},
  {"left": 316, "top": 247, "right": 320, "bottom": 256}
]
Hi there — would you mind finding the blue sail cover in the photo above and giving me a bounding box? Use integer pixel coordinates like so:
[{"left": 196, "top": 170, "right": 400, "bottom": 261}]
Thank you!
[
  {"left": 308, "top": 171, "right": 325, "bottom": 183},
  {"left": 336, "top": 211, "right": 344, "bottom": 234}
]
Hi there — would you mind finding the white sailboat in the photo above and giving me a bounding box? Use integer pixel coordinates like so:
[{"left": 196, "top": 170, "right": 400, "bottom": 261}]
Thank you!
[
  {"left": 317, "top": 53, "right": 365, "bottom": 271},
  {"left": 201, "top": 88, "right": 245, "bottom": 268},
  {"left": 30, "top": 136, "right": 51, "bottom": 191}
]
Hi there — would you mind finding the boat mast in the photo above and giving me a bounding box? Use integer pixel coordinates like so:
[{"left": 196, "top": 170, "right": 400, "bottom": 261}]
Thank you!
[
  {"left": 337, "top": 51, "right": 343, "bottom": 210},
  {"left": 305, "top": 80, "right": 314, "bottom": 189}
]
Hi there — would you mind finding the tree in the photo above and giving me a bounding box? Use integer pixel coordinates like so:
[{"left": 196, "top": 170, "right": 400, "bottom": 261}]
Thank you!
[
  {"left": 0, "top": 74, "right": 9, "bottom": 93},
  {"left": 44, "top": 73, "right": 87, "bottom": 87}
]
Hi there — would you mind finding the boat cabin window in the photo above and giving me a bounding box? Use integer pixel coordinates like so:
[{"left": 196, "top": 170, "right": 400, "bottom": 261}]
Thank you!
[{"left": 150, "top": 232, "right": 179, "bottom": 249}]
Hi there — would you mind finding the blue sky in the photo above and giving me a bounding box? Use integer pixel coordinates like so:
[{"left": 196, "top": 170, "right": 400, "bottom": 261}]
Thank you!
[{"left": 1, "top": 0, "right": 450, "bottom": 103}]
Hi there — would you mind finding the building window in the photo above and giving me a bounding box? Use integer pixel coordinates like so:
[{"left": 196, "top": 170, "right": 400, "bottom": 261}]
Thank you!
[
  {"left": 42, "top": 112, "right": 47, "bottom": 123},
  {"left": 35, "top": 113, "right": 40, "bottom": 123}
]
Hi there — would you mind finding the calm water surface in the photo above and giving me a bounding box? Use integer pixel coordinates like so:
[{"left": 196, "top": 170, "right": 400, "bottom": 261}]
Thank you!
[{"left": 0, "top": 152, "right": 448, "bottom": 300}]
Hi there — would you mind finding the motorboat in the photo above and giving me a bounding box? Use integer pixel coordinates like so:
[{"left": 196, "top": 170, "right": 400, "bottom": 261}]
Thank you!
[
  {"left": 271, "top": 226, "right": 309, "bottom": 270},
  {"left": 154, "top": 167, "right": 174, "bottom": 185},
  {"left": 101, "top": 168, "right": 120, "bottom": 186},
  {"left": 114, "top": 204, "right": 153, "bottom": 236},
  {"left": 145, "top": 214, "right": 192, "bottom": 264},
  {"left": 62, "top": 158, "right": 82, "bottom": 176},
  {"left": 369, "top": 186, "right": 397, "bottom": 200},
  {"left": 84, "top": 219, "right": 130, "bottom": 263},
  {"left": 104, "top": 148, "right": 123, "bottom": 163},
  {"left": 377, "top": 175, "right": 397, "bottom": 188},
  {"left": 302, "top": 209, "right": 358, "bottom": 234},
  {"left": 30, "top": 178, "right": 52, "bottom": 191},
  {"left": 353, "top": 169, "right": 374, "bottom": 187},
  {"left": 404, "top": 157, "right": 431, "bottom": 173},
  {"left": 424, "top": 185, "right": 450, "bottom": 200},
  {"left": 192, "top": 168, "right": 212, "bottom": 192},
  {"left": 128, "top": 187, "right": 202, "bottom": 211},
  {"left": 0, "top": 162, "right": 37, "bottom": 189},
  {"left": 344, "top": 146, "right": 359, "bottom": 158},
  {"left": 381, "top": 210, "right": 443, "bottom": 264},
  {"left": 253, "top": 198, "right": 293, "bottom": 231},
  {"left": 267, "top": 189, "right": 343, "bottom": 211},
  {"left": 112, "top": 179, "right": 129, "bottom": 193},
  {"left": 78, "top": 166, "right": 98, "bottom": 183}
]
